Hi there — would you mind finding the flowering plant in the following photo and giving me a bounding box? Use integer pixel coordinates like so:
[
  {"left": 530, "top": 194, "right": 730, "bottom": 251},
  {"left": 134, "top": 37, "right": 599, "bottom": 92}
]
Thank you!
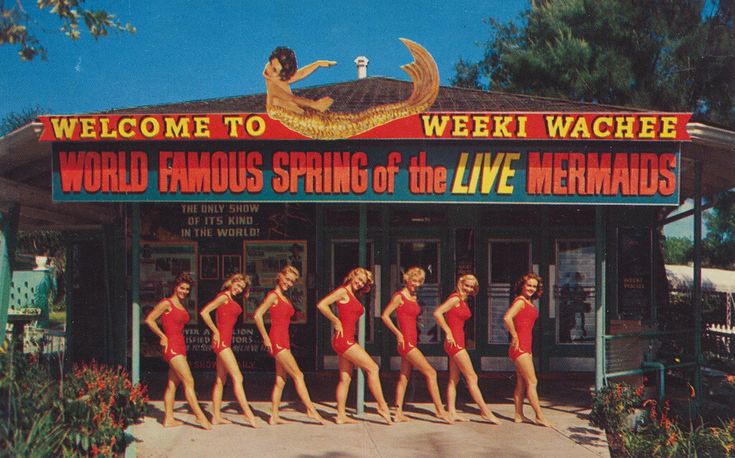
[
  {"left": 62, "top": 361, "right": 148, "bottom": 457},
  {"left": 624, "top": 400, "right": 735, "bottom": 457},
  {"left": 589, "top": 381, "right": 645, "bottom": 434}
]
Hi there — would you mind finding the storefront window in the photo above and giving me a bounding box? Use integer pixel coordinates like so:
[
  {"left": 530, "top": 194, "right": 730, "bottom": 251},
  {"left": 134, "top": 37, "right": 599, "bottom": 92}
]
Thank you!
[{"left": 555, "top": 240, "right": 596, "bottom": 344}]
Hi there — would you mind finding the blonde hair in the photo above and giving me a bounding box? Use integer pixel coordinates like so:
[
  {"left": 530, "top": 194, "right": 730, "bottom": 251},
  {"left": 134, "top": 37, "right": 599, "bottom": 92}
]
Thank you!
[
  {"left": 403, "top": 267, "right": 425, "bottom": 285},
  {"left": 343, "top": 267, "right": 374, "bottom": 294},
  {"left": 222, "top": 273, "right": 251, "bottom": 292},
  {"left": 456, "top": 274, "right": 479, "bottom": 296},
  {"left": 278, "top": 265, "right": 300, "bottom": 283}
]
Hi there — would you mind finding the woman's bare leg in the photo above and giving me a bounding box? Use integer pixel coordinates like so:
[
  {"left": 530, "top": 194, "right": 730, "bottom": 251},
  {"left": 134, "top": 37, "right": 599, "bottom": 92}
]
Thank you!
[
  {"left": 405, "top": 349, "right": 451, "bottom": 423},
  {"left": 211, "top": 356, "right": 231, "bottom": 424},
  {"left": 453, "top": 350, "right": 499, "bottom": 424},
  {"left": 342, "top": 344, "right": 392, "bottom": 425},
  {"left": 218, "top": 349, "right": 258, "bottom": 427},
  {"left": 446, "top": 356, "right": 466, "bottom": 422},
  {"left": 275, "top": 350, "right": 325, "bottom": 424},
  {"left": 163, "top": 367, "right": 183, "bottom": 427},
  {"left": 513, "top": 370, "right": 531, "bottom": 423},
  {"left": 335, "top": 356, "right": 357, "bottom": 424},
  {"left": 270, "top": 360, "right": 288, "bottom": 424},
  {"left": 168, "top": 356, "right": 212, "bottom": 430},
  {"left": 514, "top": 353, "right": 551, "bottom": 427},
  {"left": 393, "top": 358, "right": 412, "bottom": 422}
]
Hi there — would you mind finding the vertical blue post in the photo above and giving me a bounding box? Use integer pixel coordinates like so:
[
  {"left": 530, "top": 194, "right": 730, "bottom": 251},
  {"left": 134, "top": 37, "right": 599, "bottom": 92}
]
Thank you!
[
  {"left": 126, "top": 204, "right": 141, "bottom": 458},
  {"left": 693, "top": 162, "right": 702, "bottom": 406},
  {"left": 595, "top": 207, "right": 607, "bottom": 390},
  {"left": 131, "top": 204, "right": 141, "bottom": 383},
  {"left": 0, "top": 204, "right": 20, "bottom": 340},
  {"left": 356, "top": 204, "right": 367, "bottom": 416}
]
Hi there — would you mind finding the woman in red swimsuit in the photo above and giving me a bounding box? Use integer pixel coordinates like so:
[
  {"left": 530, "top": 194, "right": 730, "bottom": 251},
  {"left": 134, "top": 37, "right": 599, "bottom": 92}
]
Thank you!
[
  {"left": 200, "top": 273, "right": 258, "bottom": 427},
  {"left": 145, "top": 273, "right": 212, "bottom": 430},
  {"left": 317, "top": 267, "right": 392, "bottom": 425},
  {"left": 254, "top": 266, "right": 325, "bottom": 425},
  {"left": 381, "top": 267, "right": 450, "bottom": 423},
  {"left": 503, "top": 272, "right": 551, "bottom": 427},
  {"left": 434, "top": 274, "right": 500, "bottom": 424}
]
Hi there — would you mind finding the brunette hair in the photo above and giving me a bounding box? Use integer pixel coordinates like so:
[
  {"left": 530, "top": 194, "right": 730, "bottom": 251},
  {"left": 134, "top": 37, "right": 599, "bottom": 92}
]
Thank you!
[
  {"left": 456, "top": 274, "right": 480, "bottom": 296},
  {"left": 513, "top": 272, "right": 544, "bottom": 299},
  {"left": 342, "top": 267, "right": 374, "bottom": 294},
  {"left": 402, "top": 267, "right": 426, "bottom": 285},
  {"left": 269, "top": 46, "right": 297, "bottom": 81},
  {"left": 173, "top": 272, "right": 194, "bottom": 288},
  {"left": 221, "top": 273, "right": 251, "bottom": 294}
]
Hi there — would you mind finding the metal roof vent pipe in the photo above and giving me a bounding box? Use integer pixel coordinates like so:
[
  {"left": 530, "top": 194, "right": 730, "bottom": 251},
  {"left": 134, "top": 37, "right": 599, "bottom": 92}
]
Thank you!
[{"left": 354, "top": 56, "right": 369, "bottom": 79}]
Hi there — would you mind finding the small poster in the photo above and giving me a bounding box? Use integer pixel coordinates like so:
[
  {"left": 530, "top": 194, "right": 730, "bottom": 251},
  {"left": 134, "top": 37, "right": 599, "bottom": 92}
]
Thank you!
[
  {"left": 222, "top": 255, "right": 242, "bottom": 279},
  {"left": 199, "top": 255, "right": 219, "bottom": 280},
  {"left": 243, "top": 240, "right": 307, "bottom": 324}
]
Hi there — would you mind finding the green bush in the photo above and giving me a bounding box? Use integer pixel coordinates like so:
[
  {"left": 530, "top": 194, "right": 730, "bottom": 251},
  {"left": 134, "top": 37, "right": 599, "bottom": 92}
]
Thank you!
[
  {"left": 622, "top": 400, "right": 735, "bottom": 457},
  {"left": 0, "top": 343, "right": 148, "bottom": 457},
  {"left": 590, "top": 382, "right": 645, "bottom": 434},
  {"left": 0, "top": 342, "right": 66, "bottom": 457},
  {"left": 61, "top": 361, "right": 149, "bottom": 456}
]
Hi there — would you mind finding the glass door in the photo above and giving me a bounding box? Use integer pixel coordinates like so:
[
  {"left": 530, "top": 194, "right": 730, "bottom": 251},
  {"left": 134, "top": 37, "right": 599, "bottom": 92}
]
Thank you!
[{"left": 487, "top": 240, "right": 532, "bottom": 345}]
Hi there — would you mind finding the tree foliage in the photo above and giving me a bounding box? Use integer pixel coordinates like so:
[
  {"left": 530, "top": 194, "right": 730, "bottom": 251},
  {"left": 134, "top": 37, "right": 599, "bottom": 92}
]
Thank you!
[
  {"left": 455, "top": 0, "right": 735, "bottom": 128},
  {"left": 0, "top": 104, "right": 46, "bottom": 136},
  {"left": 0, "top": 0, "right": 135, "bottom": 61},
  {"left": 664, "top": 236, "right": 693, "bottom": 265},
  {"left": 703, "top": 190, "right": 735, "bottom": 268}
]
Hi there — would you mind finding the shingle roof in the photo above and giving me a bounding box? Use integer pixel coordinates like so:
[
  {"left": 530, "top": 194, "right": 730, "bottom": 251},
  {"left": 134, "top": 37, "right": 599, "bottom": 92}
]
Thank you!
[{"left": 108, "top": 76, "right": 640, "bottom": 114}]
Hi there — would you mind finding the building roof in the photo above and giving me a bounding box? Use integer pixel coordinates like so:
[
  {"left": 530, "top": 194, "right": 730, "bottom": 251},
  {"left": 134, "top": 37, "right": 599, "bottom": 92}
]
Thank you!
[
  {"left": 667, "top": 264, "right": 735, "bottom": 293},
  {"left": 110, "top": 76, "right": 637, "bottom": 114}
]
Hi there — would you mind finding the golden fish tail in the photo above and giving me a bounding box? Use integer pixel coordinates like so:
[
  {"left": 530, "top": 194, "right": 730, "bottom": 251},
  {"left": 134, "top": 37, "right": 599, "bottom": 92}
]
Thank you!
[{"left": 267, "top": 38, "right": 439, "bottom": 140}]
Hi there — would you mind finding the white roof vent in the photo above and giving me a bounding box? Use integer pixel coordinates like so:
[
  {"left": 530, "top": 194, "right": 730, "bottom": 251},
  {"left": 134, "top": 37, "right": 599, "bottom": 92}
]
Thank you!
[{"left": 354, "top": 56, "right": 369, "bottom": 79}]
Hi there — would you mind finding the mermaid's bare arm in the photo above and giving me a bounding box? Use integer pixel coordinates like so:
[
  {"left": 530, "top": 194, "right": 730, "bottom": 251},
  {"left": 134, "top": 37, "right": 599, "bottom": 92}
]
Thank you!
[{"left": 289, "top": 60, "right": 336, "bottom": 83}]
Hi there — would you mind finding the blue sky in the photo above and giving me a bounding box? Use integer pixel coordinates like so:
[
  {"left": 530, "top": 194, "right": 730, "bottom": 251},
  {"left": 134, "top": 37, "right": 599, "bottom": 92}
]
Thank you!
[
  {"left": 1, "top": 1, "right": 527, "bottom": 116},
  {"left": 0, "top": 0, "right": 705, "bottom": 239}
]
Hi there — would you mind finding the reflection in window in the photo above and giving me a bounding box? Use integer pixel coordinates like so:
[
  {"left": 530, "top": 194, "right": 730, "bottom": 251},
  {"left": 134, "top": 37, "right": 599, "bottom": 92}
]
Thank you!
[{"left": 556, "top": 240, "right": 596, "bottom": 344}]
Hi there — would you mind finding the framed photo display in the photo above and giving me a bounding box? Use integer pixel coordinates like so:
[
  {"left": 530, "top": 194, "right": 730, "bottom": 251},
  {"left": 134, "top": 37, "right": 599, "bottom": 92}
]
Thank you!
[
  {"left": 199, "top": 255, "right": 220, "bottom": 280},
  {"left": 222, "top": 255, "right": 242, "bottom": 279}
]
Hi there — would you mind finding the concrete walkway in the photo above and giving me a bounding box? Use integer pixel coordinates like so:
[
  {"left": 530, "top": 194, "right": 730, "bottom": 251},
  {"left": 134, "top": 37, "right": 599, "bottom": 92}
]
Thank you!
[{"left": 129, "top": 374, "right": 609, "bottom": 457}]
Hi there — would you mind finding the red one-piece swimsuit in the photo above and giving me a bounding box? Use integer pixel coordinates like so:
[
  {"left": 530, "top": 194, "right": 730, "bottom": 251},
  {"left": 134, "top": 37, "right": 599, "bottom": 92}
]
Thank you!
[
  {"left": 331, "top": 288, "right": 364, "bottom": 356},
  {"left": 268, "top": 291, "right": 295, "bottom": 357},
  {"left": 395, "top": 291, "right": 421, "bottom": 357},
  {"left": 443, "top": 293, "right": 471, "bottom": 358},
  {"left": 212, "top": 292, "right": 242, "bottom": 355},
  {"left": 508, "top": 296, "right": 538, "bottom": 361},
  {"left": 161, "top": 299, "right": 189, "bottom": 362}
]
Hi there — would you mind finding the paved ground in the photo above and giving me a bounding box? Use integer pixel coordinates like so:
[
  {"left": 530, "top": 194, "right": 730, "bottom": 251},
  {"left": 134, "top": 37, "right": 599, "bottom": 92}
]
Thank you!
[{"left": 129, "top": 372, "right": 610, "bottom": 458}]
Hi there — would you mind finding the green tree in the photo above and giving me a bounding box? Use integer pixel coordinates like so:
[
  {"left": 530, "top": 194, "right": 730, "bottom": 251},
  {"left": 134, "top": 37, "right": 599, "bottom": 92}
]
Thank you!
[
  {"left": 0, "top": 105, "right": 46, "bottom": 136},
  {"left": 455, "top": 0, "right": 735, "bottom": 128},
  {"left": 1, "top": 0, "right": 135, "bottom": 61},
  {"left": 703, "top": 190, "right": 735, "bottom": 268},
  {"left": 664, "top": 236, "right": 693, "bottom": 265}
]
